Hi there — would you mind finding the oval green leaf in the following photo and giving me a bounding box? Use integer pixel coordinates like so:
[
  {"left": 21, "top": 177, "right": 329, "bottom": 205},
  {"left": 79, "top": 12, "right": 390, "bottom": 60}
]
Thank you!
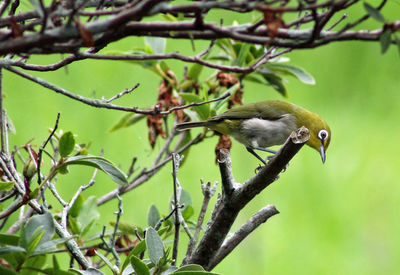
[
  {"left": 148, "top": 204, "right": 160, "bottom": 228},
  {"left": 145, "top": 227, "right": 164, "bottom": 265},
  {"left": 130, "top": 255, "right": 150, "bottom": 275},
  {"left": 380, "top": 29, "right": 392, "bottom": 54},
  {"left": 59, "top": 131, "right": 75, "bottom": 157},
  {"left": 266, "top": 64, "right": 315, "bottom": 85},
  {"left": 364, "top": 2, "right": 385, "bottom": 23},
  {"left": 0, "top": 180, "right": 14, "bottom": 192},
  {"left": 61, "top": 155, "right": 128, "bottom": 185}
]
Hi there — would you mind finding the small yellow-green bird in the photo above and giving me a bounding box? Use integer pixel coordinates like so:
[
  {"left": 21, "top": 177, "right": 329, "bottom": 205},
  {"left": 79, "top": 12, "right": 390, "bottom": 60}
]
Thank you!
[{"left": 176, "top": 100, "right": 331, "bottom": 164}]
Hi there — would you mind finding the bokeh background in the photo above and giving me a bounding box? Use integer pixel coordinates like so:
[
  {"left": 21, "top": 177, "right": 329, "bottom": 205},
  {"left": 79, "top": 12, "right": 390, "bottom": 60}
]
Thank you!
[{"left": 2, "top": 2, "right": 400, "bottom": 274}]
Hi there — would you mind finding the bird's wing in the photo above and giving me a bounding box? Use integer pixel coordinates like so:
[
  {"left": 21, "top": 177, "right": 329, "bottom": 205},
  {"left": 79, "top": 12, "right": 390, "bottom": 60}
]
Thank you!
[{"left": 212, "top": 101, "right": 294, "bottom": 121}]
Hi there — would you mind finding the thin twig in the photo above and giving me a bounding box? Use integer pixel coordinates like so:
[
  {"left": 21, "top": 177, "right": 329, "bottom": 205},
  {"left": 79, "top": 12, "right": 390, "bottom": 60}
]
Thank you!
[
  {"left": 105, "top": 83, "right": 140, "bottom": 103},
  {"left": 0, "top": 68, "right": 6, "bottom": 154},
  {"left": 37, "top": 112, "right": 60, "bottom": 186},
  {"left": 183, "top": 180, "right": 218, "bottom": 264},
  {"left": 61, "top": 166, "right": 99, "bottom": 228},
  {"left": 171, "top": 153, "right": 182, "bottom": 266},
  {"left": 126, "top": 156, "right": 137, "bottom": 178},
  {"left": 154, "top": 205, "right": 182, "bottom": 231},
  {"left": 111, "top": 195, "right": 123, "bottom": 268},
  {"left": 4, "top": 66, "right": 231, "bottom": 115},
  {"left": 327, "top": 13, "right": 348, "bottom": 31}
]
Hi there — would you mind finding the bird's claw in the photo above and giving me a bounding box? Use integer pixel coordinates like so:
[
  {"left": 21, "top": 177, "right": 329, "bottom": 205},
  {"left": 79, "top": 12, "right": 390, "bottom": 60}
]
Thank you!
[{"left": 254, "top": 164, "right": 264, "bottom": 174}]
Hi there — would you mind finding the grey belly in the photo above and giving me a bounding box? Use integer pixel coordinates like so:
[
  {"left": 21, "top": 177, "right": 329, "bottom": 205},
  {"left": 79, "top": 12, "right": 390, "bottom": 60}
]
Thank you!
[{"left": 231, "top": 117, "right": 297, "bottom": 148}]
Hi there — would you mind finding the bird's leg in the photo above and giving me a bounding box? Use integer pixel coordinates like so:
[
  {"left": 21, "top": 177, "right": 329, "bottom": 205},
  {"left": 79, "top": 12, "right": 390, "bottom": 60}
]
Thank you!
[
  {"left": 250, "top": 146, "right": 277, "bottom": 162},
  {"left": 251, "top": 146, "right": 290, "bottom": 172},
  {"left": 246, "top": 147, "right": 267, "bottom": 165},
  {"left": 251, "top": 146, "right": 277, "bottom": 154}
]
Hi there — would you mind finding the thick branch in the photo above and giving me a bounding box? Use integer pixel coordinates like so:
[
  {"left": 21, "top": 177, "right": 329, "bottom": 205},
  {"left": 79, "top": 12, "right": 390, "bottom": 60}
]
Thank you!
[
  {"left": 208, "top": 204, "right": 279, "bottom": 270},
  {"left": 187, "top": 127, "right": 310, "bottom": 270}
]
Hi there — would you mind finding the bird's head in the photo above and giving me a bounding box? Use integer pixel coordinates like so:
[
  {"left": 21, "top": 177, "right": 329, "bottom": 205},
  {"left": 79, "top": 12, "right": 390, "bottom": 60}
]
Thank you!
[{"left": 298, "top": 111, "right": 331, "bottom": 163}]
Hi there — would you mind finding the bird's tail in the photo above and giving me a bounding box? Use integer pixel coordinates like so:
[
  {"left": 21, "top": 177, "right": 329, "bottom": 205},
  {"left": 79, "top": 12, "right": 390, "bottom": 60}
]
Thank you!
[{"left": 176, "top": 121, "right": 211, "bottom": 131}]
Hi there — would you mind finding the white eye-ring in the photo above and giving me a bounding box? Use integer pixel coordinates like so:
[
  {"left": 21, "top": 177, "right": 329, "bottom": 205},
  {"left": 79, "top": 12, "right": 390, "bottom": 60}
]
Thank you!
[{"left": 318, "top": 129, "right": 329, "bottom": 140}]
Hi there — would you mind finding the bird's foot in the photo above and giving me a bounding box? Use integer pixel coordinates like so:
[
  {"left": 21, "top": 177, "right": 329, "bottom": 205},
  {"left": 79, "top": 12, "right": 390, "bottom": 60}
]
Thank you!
[{"left": 254, "top": 164, "right": 264, "bottom": 174}]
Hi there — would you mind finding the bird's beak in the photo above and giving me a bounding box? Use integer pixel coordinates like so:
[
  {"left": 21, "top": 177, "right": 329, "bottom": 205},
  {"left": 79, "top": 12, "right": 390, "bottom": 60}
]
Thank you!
[{"left": 320, "top": 143, "right": 326, "bottom": 164}]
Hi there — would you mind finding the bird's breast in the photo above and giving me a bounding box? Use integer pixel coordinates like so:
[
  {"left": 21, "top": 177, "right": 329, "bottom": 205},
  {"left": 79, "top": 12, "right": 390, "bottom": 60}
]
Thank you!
[{"left": 230, "top": 115, "right": 297, "bottom": 148}]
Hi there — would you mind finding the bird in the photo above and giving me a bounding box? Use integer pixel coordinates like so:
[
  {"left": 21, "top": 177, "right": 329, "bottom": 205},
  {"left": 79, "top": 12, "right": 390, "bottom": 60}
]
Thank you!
[{"left": 176, "top": 100, "right": 331, "bottom": 164}]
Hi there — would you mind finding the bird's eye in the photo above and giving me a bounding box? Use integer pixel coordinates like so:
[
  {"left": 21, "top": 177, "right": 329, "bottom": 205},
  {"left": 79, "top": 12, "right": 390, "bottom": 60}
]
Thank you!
[{"left": 318, "top": 129, "right": 328, "bottom": 140}]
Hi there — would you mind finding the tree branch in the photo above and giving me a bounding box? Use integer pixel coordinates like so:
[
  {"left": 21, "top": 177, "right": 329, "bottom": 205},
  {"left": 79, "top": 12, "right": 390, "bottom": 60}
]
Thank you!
[
  {"left": 187, "top": 127, "right": 310, "bottom": 270},
  {"left": 208, "top": 204, "right": 279, "bottom": 270}
]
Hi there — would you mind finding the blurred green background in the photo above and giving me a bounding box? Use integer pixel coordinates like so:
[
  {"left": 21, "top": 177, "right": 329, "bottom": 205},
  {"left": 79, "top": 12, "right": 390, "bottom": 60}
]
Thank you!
[{"left": 3, "top": 3, "right": 400, "bottom": 274}]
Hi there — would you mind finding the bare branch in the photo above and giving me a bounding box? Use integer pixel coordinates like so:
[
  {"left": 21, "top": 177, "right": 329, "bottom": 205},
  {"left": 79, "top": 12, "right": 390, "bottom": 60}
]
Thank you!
[
  {"left": 208, "top": 205, "right": 279, "bottom": 269},
  {"left": 105, "top": 83, "right": 140, "bottom": 103},
  {"left": 4, "top": 66, "right": 231, "bottom": 115},
  {"left": 37, "top": 112, "right": 60, "bottom": 186},
  {"left": 187, "top": 127, "right": 310, "bottom": 270},
  {"left": 183, "top": 180, "right": 218, "bottom": 264},
  {"left": 171, "top": 153, "right": 183, "bottom": 265}
]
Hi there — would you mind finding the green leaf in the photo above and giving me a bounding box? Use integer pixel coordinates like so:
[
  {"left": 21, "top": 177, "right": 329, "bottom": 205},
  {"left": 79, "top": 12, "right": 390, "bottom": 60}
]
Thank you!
[
  {"left": 107, "top": 113, "right": 134, "bottom": 132},
  {"left": 380, "top": 29, "right": 392, "bottom": 54},
  {"left": 179, "top": 93, "right": 210, "bottom": 120},
  {"left": 59, "top": 131, "right": 75, "bottom": 157},
  {"left": 26, "top": 230, "right": 45, "bottom": 255},
  {"left": 29, "top": 188, "right": 39, "bottom": 200},
  {"left": 0, "top": 180, "right": 14, "bottom": 191},
  {"left": 161, "top": 13, "right": 178, "bottom": 22},
  {"left": 215, "top": 39, "right": 235, "bottom": 57},
  {"left": 133, "top": 240, "right": 147, "bottom": 256},
  {"left": 77, "top": 196, "right": 99, "bottom": 236},
  {"left": 68, "top": 217, "right": 80, "bottom": 235},
  {"left": 148, "top": 204, "right": 160, "bottom": 228},
  {"left": 243, "top": 74, "right": 266, "bottom": 85},
  {"left": 145, "top": 37, "right": 166, "bottom": 54},
  {"left": 0, "top": 265, "right": 19, "bottom": 275},
  {"left": 179, "top": 189, "right": 192, "bottom": 212},
  {"left": 21, "top": 212, "right": 54, "bottom": 252},
  {"left": 111, "top": 220, "right": 142, "bottom": 235},
  {"left": 266, "top": 64, "right": 315, "bottom": 85},
  {"left": 260, "top": 73, "right": 288, "bottom": 97},
  {"left": 61, "top": 155, "right": 128, "bottom": 185},
  {"left": 32, "top": 236, "right": 74, "bottom": 256},
  {"left": 212, "top": 84, "right": 239, "bottom": 114},
  {"left": 172, "top": 265, "right": 205, "bottom": 272},
  {"left": 171, "top": 272, "right": 221, "bottom": 275},
  {"left": 94, "top": 250, "right": 116, "bottom": 274},
  {"left": 57, "top": 165, "right": 69, "bottom": 174},
  {"left": 20, "top": 255, "right": 47, "bottom": 275},
  {"left": 69, "top": 195, "right": 84, "bottom": 218},
  {"left": 0, "top": 245, "right": 26, "bottom": 255},
  {"left": 187, "top": 63, "right": 203, "bottom": 81},
  {"left": 364, "top": 2, "right": 385, "bottom": 23},
  {"left": 70, "top": 267, "right": 105, "bottom": 275},
  {"left": 130, "top": 255, "right": 150, "bottom": 275},
  {"left": 236, "top": 43, "right": 251, "bottom": 67},
  {"left": 145, "top": 227, "right": 164, "bottom": 265},
  {"left": 0, "top": 234, "right": 19, "bottom": 246},
  {"left": 53, "top": 254, "right": 60, "bottom": 271},
  {"left": 160, "top": 61, "right": 170, "bottom": 74},
  {"left": 396, "top": 36, "right": 400, "bottom": 57},
  {"left": 182, "top": 205, "right": 194, "bottom": 221},
  {"left": 109, "top": 113, "right": 146, "bottom": 132},
  {"left": 121, "top": 240, "right": 146, "bottom": 272},
  {"left": 43, "top": 267, "right": 76, "bottom": 275}
]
